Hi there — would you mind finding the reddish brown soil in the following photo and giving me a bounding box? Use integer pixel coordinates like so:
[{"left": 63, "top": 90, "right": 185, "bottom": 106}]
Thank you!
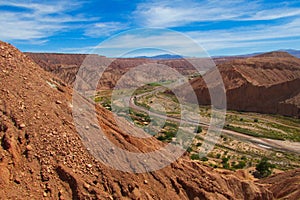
[{"left": 1, "top": 42, "right": 299, "bottom": 199}]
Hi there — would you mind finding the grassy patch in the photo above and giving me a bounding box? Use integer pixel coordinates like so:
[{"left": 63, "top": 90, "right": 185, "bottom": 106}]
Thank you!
[{"left": 225, "top": 124, "right": 285, "bottom": 140}]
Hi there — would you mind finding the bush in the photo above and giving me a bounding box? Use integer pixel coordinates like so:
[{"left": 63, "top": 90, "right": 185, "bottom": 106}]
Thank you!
[
  {"left": 254, "top": 118, "right": 259, "bottom": 123},
  {"left": 222, "top": 157, "right": 229, "bottom": 163},
  {"left": 157, "top": 130, "right": 176, "bottom": 142},
  {"left": 233, "top": 161, "right": 246, "bottom": 169},
  {"left": 254, "top": 158, "right": 275, "bottom": 178},
  {"left": 195, "top": 126, "right": 202, "bottom": 133},
  {"left": 191, "top": 154, "right": 200, "bottom": 160},
  {"left": 222, "top": 157, "right": 230, "bottom": 169},
  {"left": 186, "top": 147, "right": 193, "bottom": 153},
  {"left": 200, "top": 157, "right": 208, "bottom": 161},
  {"left": 223, "top": 162, "right": 230, "bottom": 169}
]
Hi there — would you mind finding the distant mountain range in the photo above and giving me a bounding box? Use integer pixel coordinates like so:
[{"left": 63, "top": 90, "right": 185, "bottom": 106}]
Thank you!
[
  {"left": 135, "top": 49, "right": 300, "bottom": 59},
  {"left": 134, "top": 54, "right": 183, "bottom": 59},
  {"left": 283, "top": 49, "right": 300, "bottom": 58}
]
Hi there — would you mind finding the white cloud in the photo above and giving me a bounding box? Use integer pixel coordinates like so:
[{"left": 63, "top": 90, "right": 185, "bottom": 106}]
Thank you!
[
  {"left": 84, "top": 22, "right": 128, "bottom": 37},
  {"left": 187, "top": 18, "right": 300, "bottom": 47},
  {"left": 0, "top": 1, "right": 95, "bottom": 42},
  {"left": 63, "top": 29, "right": 210, "bottom": 57},
  {"left": 61, "top": 18, "right": 300, "bottom": 56},
  {"left": 133, "top": 0, "right": 300, "bottom": 27}
]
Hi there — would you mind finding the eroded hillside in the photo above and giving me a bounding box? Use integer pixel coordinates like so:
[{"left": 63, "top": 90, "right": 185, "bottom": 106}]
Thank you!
[{"left": 180, "top": 52, "right": 300, "bottom": 118}]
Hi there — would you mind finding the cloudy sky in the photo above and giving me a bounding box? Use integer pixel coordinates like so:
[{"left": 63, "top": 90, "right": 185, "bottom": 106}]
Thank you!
[{"left": 0, "top": 0, "right": 300, "bottom": 56}]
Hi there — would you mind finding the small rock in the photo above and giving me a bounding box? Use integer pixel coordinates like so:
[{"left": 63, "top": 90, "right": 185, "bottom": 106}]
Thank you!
[
  {"left": 56, "top": 100, "right": 62, "bottom": 104},
  {"left": 86, "top": 164, "right": 92, "bottom": 168},
  {"left": 83, "top": 183, "right": 90, "bottom": 189},
  {"left": 19, "top": 123, "right": 26, "bottom": 129},
  {"left": 144, "top": 180, "right": 148, "bottom": 184},
  {"left": 85, "top": 126, "right": 89, "bottom": 130},
  {"left": 26, "top": 145, "right": 33, "bottom": 151},
  {"left": 14, "top": 176, "right": 21, "bottom": 184},
  {"left": 43, "top": 192, "right": 47, "bottom": 197}
]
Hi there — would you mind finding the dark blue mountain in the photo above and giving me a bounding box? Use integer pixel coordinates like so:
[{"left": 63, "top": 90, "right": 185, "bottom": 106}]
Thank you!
[{"left": 135, "top": 54, "right": 184, "bottom": 59}]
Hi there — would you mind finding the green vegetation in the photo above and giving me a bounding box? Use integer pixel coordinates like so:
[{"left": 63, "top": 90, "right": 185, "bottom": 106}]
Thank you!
[
  {"left": 222, "top": 156, "right": 230, "bottom": 169},
  {"left": 194, "top": 126, "right": 202, "bottom": 133},
  {"left": 93, "top": 85, "right": 300, "bottom": 172},
  {"left": 225, "top": 124, "right": 285, "bottom": 140},
  {"left": 187, "top": 147, "right": 193, "bottom": 153},
  {"left": 189, "top": 153, "right": 209, "bottom": 162},
  {"left": 163, "top": 121, "right": 178, "bottom": 129},
  {"left": 190, "top": 153, "right": 200, "bottom": 160},
  {"left": 157, "top": 130, "right": 176, "bottom": 142},
  {"left": 128, "top": 109, "right": 151, "bottom": 127},
  {"left": 254, "top": 157, "right": 275, "bottom": 178},
  {"left": 147, "top": 80, "right": 173, "bottom": 87},
  {"left": 232, "top": 161, "right": 246, "bottom": 169},
  {"left": 200, "top": 156, "right": 209, "bottom": 161}
]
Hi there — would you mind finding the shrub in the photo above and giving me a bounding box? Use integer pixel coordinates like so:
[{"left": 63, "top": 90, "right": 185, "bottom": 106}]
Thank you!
[
  {"left": 191, "top": 154, "right": 200, "bottom": 160},
  {"left": 241, "top": 155, "right": 247, "bottom": 160},
  {"left": 234, "top": 161, "right": 246, "bottom": 169},
  {"left": 200, "top": 157, "right": 208, "bottom": 161},
  {"left": 222, "top": 157, "right": 230, "bottom": 169},
  {"left": 186, "top": 147, "right": 193, "bottom": 153},
  {"left": 194, "top": 126, "right": 202, "bottom": 133},
  {"left": 254, "top": 158, "right": 275, "bottom": 178}
]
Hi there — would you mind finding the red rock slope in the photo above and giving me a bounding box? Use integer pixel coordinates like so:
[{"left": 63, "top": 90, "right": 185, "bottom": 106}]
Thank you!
[{"left": 181, "top": 52, "right": 300, "bottom": 118}]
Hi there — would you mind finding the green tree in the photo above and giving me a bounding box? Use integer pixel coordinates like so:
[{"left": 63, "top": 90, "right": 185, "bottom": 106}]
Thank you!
[
  {"left": 233, "top": 161, "right": 246, "bottom": 169},
  {"left": 194, "top": 126, "right": 202, "bottom": 133},
  {"left": 190, "top": 154, "right": 200, "bottom": 160},
  {"left": 255, "top": 158, "right": 275, "bottom": 178},
  {"left": 222, "top": 157, "right": 230, "bottom": 169},
  {"left": 200, "top": 157, "right": 208, "bottom": 161}
]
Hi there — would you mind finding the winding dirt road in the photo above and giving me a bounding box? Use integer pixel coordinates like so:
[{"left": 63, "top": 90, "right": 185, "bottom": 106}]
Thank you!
[{"left": 129, "top": 89, "right": 300, "bottom": 154}]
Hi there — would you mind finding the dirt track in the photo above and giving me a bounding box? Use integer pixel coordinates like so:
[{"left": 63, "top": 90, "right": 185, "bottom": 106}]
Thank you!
[{"left": 129, "top": 89, "right": 300, "bottom": 154}]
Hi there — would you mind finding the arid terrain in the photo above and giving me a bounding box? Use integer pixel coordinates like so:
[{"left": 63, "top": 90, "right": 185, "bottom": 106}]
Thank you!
[
  {"left": 178, "top": 51, "right": 300, "bottom": 118},
  {"left": 0, "top": 41, "right": 300, "bottom": 200},
  {"left": 26, "top": 51, "right": 300, "bottom": 118},
  {"left": 26, "top": 53, "right": 199, "bottom": 90}
]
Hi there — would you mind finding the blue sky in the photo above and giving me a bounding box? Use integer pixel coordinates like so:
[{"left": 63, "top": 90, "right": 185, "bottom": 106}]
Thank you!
[{"left": 0, "top": 0, "right": 300, "bottom": 57}]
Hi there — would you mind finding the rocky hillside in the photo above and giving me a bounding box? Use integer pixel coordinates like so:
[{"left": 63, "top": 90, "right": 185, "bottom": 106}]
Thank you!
[
  {"left": 1, "top": 42, "right": 300, "bottom": 199},
  {"left": 258, "top": 168, "right": 300, "bottom": 199},
  {"left": 179, "top": 52, "right": 300, "bottom": 118},
  {"left": 26, "top": 53, "right": 199, "bottom": 90}
]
